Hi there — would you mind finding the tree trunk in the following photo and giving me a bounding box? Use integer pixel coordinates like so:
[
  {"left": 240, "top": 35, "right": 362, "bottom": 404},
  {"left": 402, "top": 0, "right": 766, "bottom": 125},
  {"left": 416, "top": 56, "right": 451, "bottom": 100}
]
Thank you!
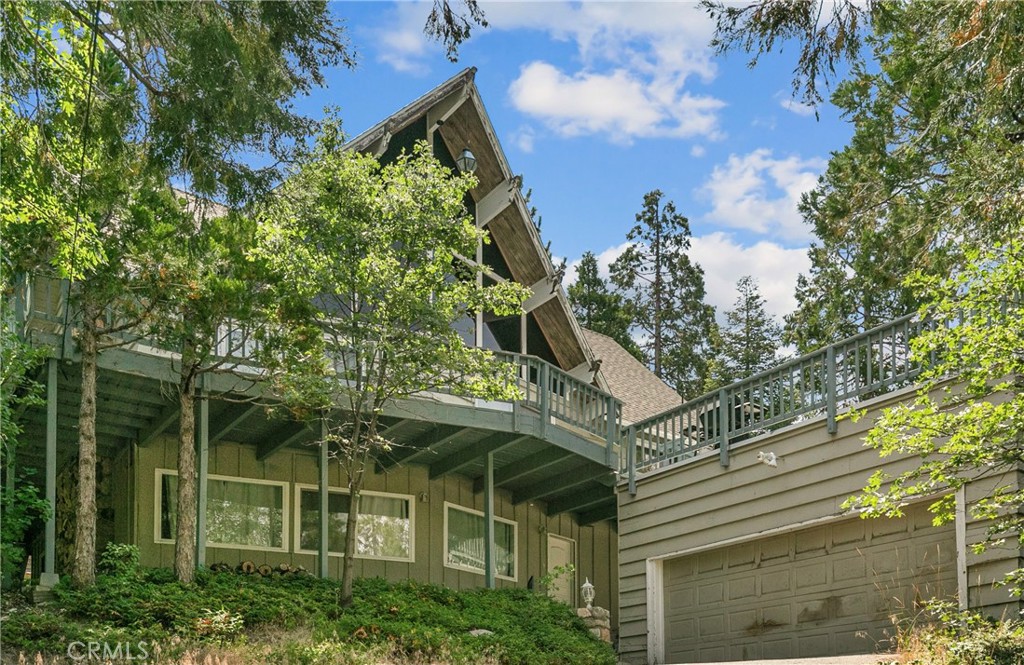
[
  {"left": 339, "top": 482, "right": 359, "bottom": 608},
  {"left": 71, "top": 300, "right": 100, "bottom": 587},
  {"left": 175, "top": 344, "right": 198, "bottom": 584}
]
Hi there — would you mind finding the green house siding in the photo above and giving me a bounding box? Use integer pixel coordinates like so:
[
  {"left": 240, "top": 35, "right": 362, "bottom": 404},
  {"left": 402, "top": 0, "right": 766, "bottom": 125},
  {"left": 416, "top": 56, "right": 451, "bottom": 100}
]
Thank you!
[{"left": 130, "top": 436, "right": 618, "bottom": 617}]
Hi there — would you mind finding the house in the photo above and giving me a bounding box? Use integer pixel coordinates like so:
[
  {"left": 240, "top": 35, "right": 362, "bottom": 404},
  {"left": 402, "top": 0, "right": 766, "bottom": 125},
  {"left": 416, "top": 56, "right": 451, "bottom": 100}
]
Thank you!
[{"left": 10, "top": 68, "right": 664, "bottom": 626}]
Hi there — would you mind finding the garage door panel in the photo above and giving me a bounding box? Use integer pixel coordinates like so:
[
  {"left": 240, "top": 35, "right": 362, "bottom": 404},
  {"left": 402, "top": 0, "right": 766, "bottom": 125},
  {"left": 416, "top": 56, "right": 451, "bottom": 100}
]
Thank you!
[
  {"left": 728, "top": 575, "right": 756, "bottom": 600},
  {"left": 796, "top": 526, "right": 827, "bottom": 554},
  {"left": 760, "top": 569, "right": 791, "bottom": 595},
  {"left": 663, "top": 505, "right": 956, "bottom": 663}
]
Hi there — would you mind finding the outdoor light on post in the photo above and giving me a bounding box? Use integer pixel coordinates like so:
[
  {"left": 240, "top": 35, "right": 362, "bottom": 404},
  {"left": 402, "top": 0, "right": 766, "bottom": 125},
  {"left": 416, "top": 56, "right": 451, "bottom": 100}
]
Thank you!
[
  {"left": 456, "top": 147, "right": 477, "bottom": 174},
  {"left": 581, "top": 578, "right": 595, "bottom": 609}
]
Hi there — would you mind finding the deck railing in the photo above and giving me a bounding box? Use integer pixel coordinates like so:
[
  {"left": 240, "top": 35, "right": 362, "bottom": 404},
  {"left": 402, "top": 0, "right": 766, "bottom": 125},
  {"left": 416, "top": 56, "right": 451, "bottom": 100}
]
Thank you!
[
  {"left": 12, "top": 275, "right": 621, "bottom": 459},
  {"left": 623, "top": 313, "right": 931, "bottom": 493},
  {"left": 494, "top": 350, "right": 622, "bottom": 460}
]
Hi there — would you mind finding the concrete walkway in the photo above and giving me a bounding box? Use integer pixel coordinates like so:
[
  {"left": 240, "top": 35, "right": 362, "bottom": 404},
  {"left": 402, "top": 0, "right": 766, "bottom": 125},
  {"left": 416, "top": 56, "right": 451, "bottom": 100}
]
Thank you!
[{"left": 668, "top": 656, "right": 891, "bottom": 665}]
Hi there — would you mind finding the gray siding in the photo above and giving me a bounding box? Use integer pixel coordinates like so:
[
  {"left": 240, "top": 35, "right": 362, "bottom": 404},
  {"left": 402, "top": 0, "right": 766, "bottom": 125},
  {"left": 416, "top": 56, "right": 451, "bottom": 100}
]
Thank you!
[
  {"left": 131, "top": 436, "right": 618, "bottom": 620},
  {"left": 617, "top": 388, "right": 1022, "bottom": 663}
]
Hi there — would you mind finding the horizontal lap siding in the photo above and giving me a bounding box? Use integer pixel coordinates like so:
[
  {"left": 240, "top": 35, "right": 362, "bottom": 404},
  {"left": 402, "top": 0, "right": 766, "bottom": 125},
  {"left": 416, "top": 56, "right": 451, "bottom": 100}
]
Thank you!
[
  {"left": 617, "top": 388, "right": 1022, "bottom": 664},
  {"left": 132, "top": 437, "right": 618, "bottom": 624}
]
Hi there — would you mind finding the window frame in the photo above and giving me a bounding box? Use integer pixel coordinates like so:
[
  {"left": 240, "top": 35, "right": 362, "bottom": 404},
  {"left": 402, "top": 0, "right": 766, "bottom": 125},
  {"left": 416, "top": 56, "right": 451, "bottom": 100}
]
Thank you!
[
  {"left": 154, "top": 468, "right": 290, "bottom": 553},
  {"left": 443, "top": 501, "right": 518, "bottom": 581},
  {"left": 292, "top": 483, "right": 416, "bottom": 563}
]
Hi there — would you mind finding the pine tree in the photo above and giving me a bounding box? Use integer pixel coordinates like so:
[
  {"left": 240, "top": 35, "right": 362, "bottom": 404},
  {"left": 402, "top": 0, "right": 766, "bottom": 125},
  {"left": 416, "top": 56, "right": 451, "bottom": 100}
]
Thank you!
[
  {"left": 610, "top": 190, "right": 716, "bottom": 397},
  {"left": 711, "top": 276, "right": 781, "bottom": 387},
  {"left": 569, "top": 252, "right": 642, "bottom": 360}
]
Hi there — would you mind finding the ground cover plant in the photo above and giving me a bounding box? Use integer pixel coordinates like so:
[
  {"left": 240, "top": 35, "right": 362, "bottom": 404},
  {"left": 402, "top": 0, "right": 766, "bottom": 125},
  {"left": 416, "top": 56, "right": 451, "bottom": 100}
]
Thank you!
[{"left": 0, "top": 546, "right": 615, "bottom": 665}]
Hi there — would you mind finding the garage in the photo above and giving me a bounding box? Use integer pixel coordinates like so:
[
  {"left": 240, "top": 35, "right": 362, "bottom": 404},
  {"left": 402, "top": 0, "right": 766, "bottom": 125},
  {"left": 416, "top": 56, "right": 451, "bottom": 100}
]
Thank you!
[{"left": 662, "top": 502, "right": 957, "bottom": 663}]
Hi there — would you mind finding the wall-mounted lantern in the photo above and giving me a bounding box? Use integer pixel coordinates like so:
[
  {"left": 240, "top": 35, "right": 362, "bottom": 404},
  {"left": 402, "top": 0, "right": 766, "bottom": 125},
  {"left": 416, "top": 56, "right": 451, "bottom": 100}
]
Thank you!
[{"left": 456, "top": 147, "right": 477, "bottom": 174}]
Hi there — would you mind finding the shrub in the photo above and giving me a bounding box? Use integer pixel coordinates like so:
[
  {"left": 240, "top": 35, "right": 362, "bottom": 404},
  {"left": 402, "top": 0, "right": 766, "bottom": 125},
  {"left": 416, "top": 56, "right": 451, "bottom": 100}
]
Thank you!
[{"left": 5, "top": 571, "right": 616, "bottom": 664}]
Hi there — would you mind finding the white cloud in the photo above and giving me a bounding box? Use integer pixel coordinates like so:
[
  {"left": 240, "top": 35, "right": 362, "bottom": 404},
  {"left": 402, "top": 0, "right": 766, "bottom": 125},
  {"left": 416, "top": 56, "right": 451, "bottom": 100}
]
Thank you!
[
  {"left": 567, "top": 235, "right": 808, "bottom": 322},
  {"left": 690, "top": 233, "right": 810, "bottom": 321},
  {"left": 371, "top": 2, "right": 436, "bottom": 75},
  {"left": 369, "top": 2, "right": 727, "bottom": 142},
  {"left": 699, "top": 149, "right": 825, "bottom": 242},
  {"left": 690, "top": 144, "right": 706, "bottom": 158},
  {"left": 509, "top": 62, "right": 724, "bottom": 143},
  {"left": 779, "top": 97, "right": 816, "bottom": 117},
  {"left": 511, "top": 125, "right": 536, "bottom": 153},
  {"left": 492, "top": 2, "right": 725, "bottom": 143}
]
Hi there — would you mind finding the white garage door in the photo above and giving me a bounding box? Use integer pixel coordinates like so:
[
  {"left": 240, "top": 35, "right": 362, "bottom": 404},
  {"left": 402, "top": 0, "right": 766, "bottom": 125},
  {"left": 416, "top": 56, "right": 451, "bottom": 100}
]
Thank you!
[{"left": 663, "top": 503, "right": 957, "bottom": 663}]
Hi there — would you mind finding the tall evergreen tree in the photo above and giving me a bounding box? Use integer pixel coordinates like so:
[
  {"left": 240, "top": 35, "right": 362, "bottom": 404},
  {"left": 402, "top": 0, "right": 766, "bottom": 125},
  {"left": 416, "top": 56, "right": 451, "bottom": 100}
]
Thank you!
[
  {"left": 710, "top": 276, "right": 781, "bottom": 387},
  {"left": 610, "top": 190, "right": 716, "bottom": 397},
  {"left": 569, "top": 252, "right": 642, "bottom": 360}
]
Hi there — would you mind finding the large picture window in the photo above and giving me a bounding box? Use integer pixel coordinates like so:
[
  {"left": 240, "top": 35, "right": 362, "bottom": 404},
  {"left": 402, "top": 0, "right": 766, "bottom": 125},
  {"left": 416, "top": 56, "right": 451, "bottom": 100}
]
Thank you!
[
  {"left": 156, "top": 470, "right": 287, "bottom": 551},
  {"left": 295, "top": 486, "right": 413, "bottom": 562},
  {"left": 444, "top": 503, "right": 516, "bottom": 580}
]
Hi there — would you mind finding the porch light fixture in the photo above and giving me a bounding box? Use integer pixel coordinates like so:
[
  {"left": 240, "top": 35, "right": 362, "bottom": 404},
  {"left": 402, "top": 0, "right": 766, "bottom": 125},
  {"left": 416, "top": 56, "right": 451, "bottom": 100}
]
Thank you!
[
  {"left": 456, "top": 147, "right": 477, "bottom": 174},
  {"left": 581, "top": 578, "right": 595, "bottom": 609}
]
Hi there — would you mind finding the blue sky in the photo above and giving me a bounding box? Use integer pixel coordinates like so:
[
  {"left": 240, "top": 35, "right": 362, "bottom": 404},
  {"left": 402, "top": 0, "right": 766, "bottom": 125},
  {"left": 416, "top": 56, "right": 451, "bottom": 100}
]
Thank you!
[{"left": 294, "top": 1, "right": 855, "bottom": 322}]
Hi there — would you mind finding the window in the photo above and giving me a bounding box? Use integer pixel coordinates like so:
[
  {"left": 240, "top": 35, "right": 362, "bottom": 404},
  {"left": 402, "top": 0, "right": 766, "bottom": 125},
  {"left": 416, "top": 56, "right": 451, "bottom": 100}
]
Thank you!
[
  {"left": 295, "top": 486, "right": 413, "bottom": 562},
  {"left": 156, "top": 470, "right": 287, "bottom": 552},
  {"left": 444, "top": 503, "right": 516, "bottom": 580}
]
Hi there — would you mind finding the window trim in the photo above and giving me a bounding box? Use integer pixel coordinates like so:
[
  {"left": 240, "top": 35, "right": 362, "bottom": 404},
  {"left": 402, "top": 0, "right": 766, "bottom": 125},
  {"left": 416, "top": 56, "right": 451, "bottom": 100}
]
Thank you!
[
  {"left": 443, "top": 501, "right": 518, "bottom": 581},
  {"left": 292, "top": 483, "right": 416, "bottom": 563},
  {"left": 154, "top": 468, "right": 290, "bottom": 553}
]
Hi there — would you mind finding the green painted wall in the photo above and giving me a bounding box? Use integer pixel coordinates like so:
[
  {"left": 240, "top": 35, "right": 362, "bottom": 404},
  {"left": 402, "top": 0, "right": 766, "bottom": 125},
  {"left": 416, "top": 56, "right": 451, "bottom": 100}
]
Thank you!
[{"left": 131, "top": 436, "right": 619, "bottom": 622}]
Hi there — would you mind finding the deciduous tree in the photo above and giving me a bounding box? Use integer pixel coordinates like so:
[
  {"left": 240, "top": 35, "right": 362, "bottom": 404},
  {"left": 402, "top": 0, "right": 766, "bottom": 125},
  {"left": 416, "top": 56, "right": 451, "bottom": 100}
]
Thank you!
[{"left": 256, "top": 130, "right": 527, "bottom": 607}]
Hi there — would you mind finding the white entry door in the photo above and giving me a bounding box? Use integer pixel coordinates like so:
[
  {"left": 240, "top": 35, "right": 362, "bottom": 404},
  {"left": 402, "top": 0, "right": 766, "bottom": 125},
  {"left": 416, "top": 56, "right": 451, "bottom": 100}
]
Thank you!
[{"left": 546, "top": 534, "right": 576, "bottom": 606}]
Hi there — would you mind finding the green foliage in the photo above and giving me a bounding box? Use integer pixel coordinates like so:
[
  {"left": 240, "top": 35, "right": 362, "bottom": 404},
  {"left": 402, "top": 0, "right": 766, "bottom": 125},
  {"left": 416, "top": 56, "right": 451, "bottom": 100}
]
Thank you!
[
  {"left": 885, "top": 602, "right": 1024, "bottom": 665},
  {"left": 610, "top": 190, "right": 716, "bottom": 397},
  {"left": 568, "top": 252, "right": 641, "bottom": 360},
  {"left": 0, "top": 302, "right": 50, "bottom": 585},
  {"left": 2, "top": 571, "right": 614, "bottom": 665},
  {"left": 844, "top": 244, "right": 1024, "bottom": 582},
  {"left": 97, "top": 542, "right": 140, "bottom": 579}
]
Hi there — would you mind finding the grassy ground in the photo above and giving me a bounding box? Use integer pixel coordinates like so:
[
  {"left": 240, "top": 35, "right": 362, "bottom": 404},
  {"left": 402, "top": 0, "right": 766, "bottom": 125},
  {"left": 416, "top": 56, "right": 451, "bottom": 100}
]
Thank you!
[{"left": 1, "top": 568, "right": 617, "bottom": 665}]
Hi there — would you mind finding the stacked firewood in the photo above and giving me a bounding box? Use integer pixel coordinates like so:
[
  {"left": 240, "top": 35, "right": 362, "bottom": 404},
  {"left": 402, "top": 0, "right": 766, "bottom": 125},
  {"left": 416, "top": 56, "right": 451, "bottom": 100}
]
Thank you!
[{"left": 207, "top": 562, "right": 311, "bottom": 577}]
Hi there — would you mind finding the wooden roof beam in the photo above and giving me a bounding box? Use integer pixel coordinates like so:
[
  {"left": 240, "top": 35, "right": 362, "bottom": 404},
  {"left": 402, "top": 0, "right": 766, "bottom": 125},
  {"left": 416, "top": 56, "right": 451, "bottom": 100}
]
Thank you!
[
  {"left": 208, "top": 404, "right": 261, "bottom": 446},
  {"left": 472, "top": 447, "right": 572, "bottom": 493},
  {"left": 522, "top": 276, "right": 558, "bottom": 313},
  {"left": 475, "top": 178, "right": 515, "bottom": 228},
  {"left": 577, "top": 501, "right": 617, "bottom": 526},
  {"left": 426, "top": 87, "right": 470, "bottom": 132},
  {"left": 545, "top": 486, "right": 613, "bottom": 517},
  {"left": 512, "top": 464, "right": 612, "bottom": 504},
  {"left": 256, "top": 422, "right": 313, "bottom": 461},
  {"left": 428, "top": 432, "right": 528, "bottom": 480},
  {"left": 138, "top": 403, "right": 179, "bottom": 447},
  {"left": 376, "top": 424, "right": 468, "bottom": 472}
]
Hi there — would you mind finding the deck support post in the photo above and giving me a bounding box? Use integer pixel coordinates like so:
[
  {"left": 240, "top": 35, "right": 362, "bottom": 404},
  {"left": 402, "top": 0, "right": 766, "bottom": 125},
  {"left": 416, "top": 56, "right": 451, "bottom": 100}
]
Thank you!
[
  {"left": 538, "top": 363, "right": 549, "bottom": 439},
  {"left": 627, "top": 425, "right": 637, "bottom": 496},
  {"left": 826, "top": 345, "right": 838, "bottom": 434},
  {"left": 318, "top": 419, "right": 330, "bottom": 579},
  {"left": 196, "top": 387, "right": 209, "bottom": 568},
  {"left": 41, "top": 358, "right": 58, "bottom": 587},
  {"left": 604, "top": 395, "right": 616, "bottom": 468},
  {"left": 483, "top": 450, "right": 496, "bottom": 589},
  {"left": 718, "top": 387, "right": 730, "bottom": 468}
]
